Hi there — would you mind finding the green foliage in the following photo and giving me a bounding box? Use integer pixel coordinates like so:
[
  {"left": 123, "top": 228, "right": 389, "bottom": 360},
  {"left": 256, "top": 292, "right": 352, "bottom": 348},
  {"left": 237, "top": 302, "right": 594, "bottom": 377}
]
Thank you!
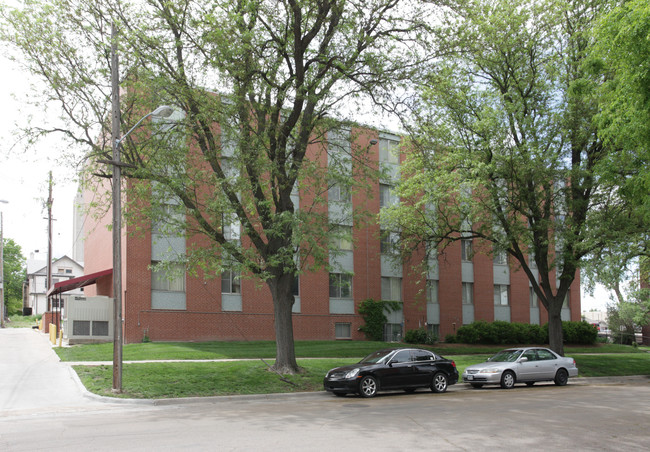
[
  {"left": 1, "top": 238, "right": 25, "bottom": 315},
  {"left": 357, "top": 299, "right": 401, "bottom": 342},
  {"left": 562, "top": 321, "right": 599, "bottom": 345},
  {"left": 404, "top": 328, "right": 437, "bottom": 345},
  {"left": 453, "top": 321, "right": 597, "bottom": 346}
]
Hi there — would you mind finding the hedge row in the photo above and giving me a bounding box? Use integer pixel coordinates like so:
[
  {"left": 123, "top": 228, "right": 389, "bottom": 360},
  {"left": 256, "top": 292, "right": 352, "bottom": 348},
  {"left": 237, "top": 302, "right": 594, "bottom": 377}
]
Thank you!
[{"left": 444, "top": 320, "right": 597, "bottom": 345}]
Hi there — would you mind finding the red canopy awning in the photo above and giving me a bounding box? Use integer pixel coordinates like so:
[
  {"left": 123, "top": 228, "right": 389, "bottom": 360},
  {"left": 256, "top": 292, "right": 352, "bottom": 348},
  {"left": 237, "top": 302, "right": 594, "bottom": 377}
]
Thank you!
[{"left": 46, "top": 268, "right": 113, "bottom": 296}]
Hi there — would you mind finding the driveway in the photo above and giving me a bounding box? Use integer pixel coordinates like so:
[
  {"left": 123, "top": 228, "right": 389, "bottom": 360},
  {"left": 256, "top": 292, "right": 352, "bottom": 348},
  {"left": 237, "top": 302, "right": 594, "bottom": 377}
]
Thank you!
[{"left": 0, "top": 328, "right": 111, "bottom": 416}]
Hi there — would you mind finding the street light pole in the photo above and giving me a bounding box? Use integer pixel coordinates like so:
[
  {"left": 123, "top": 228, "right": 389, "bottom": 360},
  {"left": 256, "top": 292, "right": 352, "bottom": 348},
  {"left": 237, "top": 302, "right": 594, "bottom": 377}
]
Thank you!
[
  {"left": 109, "top": 23, "right": 173, "bottom": 392},
  {"left": 110, "top": 23, "right": 122, "bottom": 393}
]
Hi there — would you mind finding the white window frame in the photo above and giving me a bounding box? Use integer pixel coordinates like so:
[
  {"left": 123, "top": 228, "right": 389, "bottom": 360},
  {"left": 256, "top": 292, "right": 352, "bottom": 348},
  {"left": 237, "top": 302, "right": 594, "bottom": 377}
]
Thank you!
[
  {"left": 381, "top": 276, "right": 402, "bottom": 302},
  {"left": 152, "top": 262, "right": 186, "bottom": 292},
  {"left": 494, "top": 284, "right": 509, "bottom": 306},
  {"left": 221, "top": 270, "right": 241, "bottom": 294},
  {"left": 462, "top": 282, "right": 474, "bottom": 305},
  {"left": 329, "top": 273, "right": 353, "bottom": 299}
]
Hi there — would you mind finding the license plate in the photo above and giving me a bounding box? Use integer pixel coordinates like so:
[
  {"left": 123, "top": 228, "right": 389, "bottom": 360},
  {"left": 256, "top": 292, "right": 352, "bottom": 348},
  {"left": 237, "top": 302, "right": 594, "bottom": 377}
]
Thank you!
[{"left": 467, "top": 375, "right": 474, "bottom": 381}]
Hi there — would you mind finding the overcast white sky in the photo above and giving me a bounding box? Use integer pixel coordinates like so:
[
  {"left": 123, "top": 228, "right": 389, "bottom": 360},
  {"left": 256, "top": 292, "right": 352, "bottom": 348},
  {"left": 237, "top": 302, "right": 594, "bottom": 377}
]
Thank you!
[
  {"left": 0, "top": 54, "right": 78, "bottom": 261},
  {"left": 0, "top": 45, "right": 612, "bottom": 312}
]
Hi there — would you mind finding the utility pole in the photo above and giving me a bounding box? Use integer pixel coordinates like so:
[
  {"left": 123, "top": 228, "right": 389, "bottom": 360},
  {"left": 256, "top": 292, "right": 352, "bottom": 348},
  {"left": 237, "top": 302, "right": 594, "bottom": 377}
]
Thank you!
[
  {"left": 46, "top": 171, "right": 53, "bottom": 310},
  {"left": 111, "top": 22, "right": 123, "bottom": 393}
]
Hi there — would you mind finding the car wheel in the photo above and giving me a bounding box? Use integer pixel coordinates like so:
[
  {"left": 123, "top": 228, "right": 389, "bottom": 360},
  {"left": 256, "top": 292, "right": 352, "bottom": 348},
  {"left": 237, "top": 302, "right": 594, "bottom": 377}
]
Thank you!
[
  {"left": 431, "top": 372, "right": 449, "bottom": 393},
  {"left": 554, "top": 368, "right": 569, "bottom": 386},
  {"left": 333, "top": 392, "right": 347, "bottom": 397},
  {"left": 470, "top": 383, "right": 483, "bottom": 388},
  {"left": 500, "top": 370, "right": 516, "bottom": 389},
  {"left": 526, "top": 382, "right": 535, "bottom": 387},
  {"left": 359, "top": 375, "right": 378, "bottom": 398}
]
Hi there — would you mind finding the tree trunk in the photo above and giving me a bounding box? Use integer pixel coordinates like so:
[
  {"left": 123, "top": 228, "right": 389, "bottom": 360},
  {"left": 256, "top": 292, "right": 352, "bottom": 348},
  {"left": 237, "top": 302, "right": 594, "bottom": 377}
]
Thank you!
[
  {"left": 547, "top": 303, "right": 564, "bottom": 357},
  {"left": 268, "top": 273, "right": 300, "bottom": 374}
]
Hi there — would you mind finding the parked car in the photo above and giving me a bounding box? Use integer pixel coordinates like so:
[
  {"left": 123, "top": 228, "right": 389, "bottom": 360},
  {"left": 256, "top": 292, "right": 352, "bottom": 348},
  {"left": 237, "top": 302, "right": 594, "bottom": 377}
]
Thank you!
[
  {"left": 462, "top": 347, "right": 578, "bottom": 389},
  {"left": 324, "top": 348, "right": 459, "bottom": 398}
]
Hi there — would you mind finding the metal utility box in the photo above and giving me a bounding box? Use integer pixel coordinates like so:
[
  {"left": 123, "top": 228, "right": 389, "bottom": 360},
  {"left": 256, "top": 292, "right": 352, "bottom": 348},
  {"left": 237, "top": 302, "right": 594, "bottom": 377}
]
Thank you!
[{"left": 64, "top": 296, "right": 114, "bottom": 344}]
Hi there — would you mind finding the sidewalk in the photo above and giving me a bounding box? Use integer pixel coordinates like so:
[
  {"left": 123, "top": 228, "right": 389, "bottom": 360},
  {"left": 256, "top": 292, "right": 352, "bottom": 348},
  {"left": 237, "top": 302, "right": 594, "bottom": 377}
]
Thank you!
[{"left": 0, "top": 328, "right": 107, "bottom": 416}]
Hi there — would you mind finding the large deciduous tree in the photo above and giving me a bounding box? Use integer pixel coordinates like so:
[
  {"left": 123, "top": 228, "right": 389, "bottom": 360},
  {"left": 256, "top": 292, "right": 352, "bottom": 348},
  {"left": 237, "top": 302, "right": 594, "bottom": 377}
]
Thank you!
[
  {"left": 384, "top": 0, "right": 629, "bottom": 355},
  {"left": 0, "top": 0, "right": 433, "bottom": 373}
]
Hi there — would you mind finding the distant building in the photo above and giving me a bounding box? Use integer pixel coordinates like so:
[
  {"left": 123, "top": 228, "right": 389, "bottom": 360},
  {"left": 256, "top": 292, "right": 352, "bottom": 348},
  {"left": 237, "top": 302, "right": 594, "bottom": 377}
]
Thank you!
[
  {"left": 25, "top": 254, "right": 84, "bottom": 314},
  {"left": 72, "top": 190, "right": 85, "bottom": 265}
]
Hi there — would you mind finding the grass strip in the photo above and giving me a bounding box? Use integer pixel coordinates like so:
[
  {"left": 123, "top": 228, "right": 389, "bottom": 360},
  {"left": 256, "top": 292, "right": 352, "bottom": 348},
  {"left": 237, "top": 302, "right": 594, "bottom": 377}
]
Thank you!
[
  {"left": 55, "top": 340, "right": 646, "bottom": 362},
  {"left": 72, "top": 353, "right": 649, "bottom": 399}
]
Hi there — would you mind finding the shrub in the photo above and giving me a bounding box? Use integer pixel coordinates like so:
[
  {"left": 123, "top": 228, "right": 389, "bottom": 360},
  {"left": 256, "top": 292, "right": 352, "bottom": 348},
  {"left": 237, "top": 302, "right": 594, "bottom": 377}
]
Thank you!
[
  {"left": 404, "top": 328, "right": 437, "bottom": 345},
  {"left": 562, "top": 320, "right": 598, "bottom": 345},
  {"left": 444, "top": 333, "right": 458, "bottom": 343},
  {"left": 450, "top": 320, "right": 596, "bottom": 345},
  {"left": 358, "top": 298, "right": 401, "bottom": 341}
]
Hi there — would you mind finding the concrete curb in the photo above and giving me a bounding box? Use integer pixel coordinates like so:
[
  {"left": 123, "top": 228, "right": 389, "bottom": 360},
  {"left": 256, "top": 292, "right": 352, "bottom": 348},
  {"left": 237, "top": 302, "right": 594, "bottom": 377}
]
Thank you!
[{"left": 64, "top": 371, "right": 650, "bottom": 406}]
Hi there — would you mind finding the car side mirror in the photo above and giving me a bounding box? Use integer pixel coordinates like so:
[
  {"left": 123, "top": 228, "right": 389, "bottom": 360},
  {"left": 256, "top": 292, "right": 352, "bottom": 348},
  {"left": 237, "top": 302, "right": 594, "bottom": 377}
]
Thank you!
[{"left": 519, "top": 357, "right": 528, "bottom": 363}]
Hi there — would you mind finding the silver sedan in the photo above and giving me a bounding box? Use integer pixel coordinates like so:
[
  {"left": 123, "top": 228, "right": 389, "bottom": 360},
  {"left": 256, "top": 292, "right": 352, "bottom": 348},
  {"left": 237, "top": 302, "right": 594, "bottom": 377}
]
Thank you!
[{"left": 462, "top": 347, "right": 579, "bottom": 389}]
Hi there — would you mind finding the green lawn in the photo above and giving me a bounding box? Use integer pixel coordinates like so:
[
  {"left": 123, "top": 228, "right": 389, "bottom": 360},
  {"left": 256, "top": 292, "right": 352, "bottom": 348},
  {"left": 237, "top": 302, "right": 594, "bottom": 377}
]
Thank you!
[
  {"left": 54, "top": 340, "right": 645, "bottom": 362},
  {"left": 62, "top": 340, "right": 650, "bottom": 399}
]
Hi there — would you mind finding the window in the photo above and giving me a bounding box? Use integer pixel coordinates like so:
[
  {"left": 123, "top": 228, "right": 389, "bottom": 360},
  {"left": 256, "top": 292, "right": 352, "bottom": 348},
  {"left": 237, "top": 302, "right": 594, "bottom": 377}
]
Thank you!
[
  {"left": 335, "top": 323, "right": 351, "bottom": 339},
  {"left": 392, "top": 349, "right": 411, "bottom": 363},
  {"left": 379, "top": 184, "right": 398, "bottom": 208},
  {"left": 426, "top": 280, "right": 439, "bottom": 304},
  {"left": 427, "top": 324, "right": 440, "bottom": 338},
  {"left": 462, "top": 282, "right": 474, "bottom": 305},
  {"left": 379, "top": 137, "right": 400, "bottom": 164},
  {"left": 461, "top": 239, "right": 473, "bottom": 261},
  {"left": 152, "top": 204, "right": 185, "bottom": 235},
  {"left": 529, "top": 253, "right": 537, "bottom": 269},
  {"left": 381, "top": 277, "right": 402, "bottom": 301},
  {"left": 380, "top": 231, "right": 399, "bottom": 254},
  {"left": 292, "top": 275, "right": 300, "bottom": 297},
  {"left": 493, "top": 249, "right": 507, "bottom": 265},
  {"left": 65, "top": 269, "right": 72, "bottom": 274},
  {"left": 221, "top": 270, "right": 241, "bottom": 294},
  {"left": 384, "top": 323, "right": 403, "bottom": 342},
  {"left": 152, "top": 262, "right": 186, "bottom": 292},
  {"left": 522, "top": 349, "right": 537, "bottom": 361},
  {"left": 92, "top": 321, "right": 109, "bottom": 336},
  {"left": 530, "top": 288, "right": 538, "bottom": 308},
  {"left": 330, "top": 225, "right": 353, "bottom": 251},
  {"left": 329, "top": 273, "right": 353, "bottom": 298},
  {"left": 537, "top": 349, "right": 556, "bottom": 360},
  {"left": 494, "top": 284, "right": 509, "bottom": 306},
  {"left": 328, "top": 183, "right": 351, "bottom": 203}
]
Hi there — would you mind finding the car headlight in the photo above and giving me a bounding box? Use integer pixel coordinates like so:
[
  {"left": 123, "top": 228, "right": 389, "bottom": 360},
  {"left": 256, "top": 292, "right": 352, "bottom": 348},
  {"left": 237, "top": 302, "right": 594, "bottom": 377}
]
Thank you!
[
  {"left": 344, "top": 368, "right": 360, "bottom": 379},
  {"left": 479, "top": 369, "right": 501, "bottom": 374}
]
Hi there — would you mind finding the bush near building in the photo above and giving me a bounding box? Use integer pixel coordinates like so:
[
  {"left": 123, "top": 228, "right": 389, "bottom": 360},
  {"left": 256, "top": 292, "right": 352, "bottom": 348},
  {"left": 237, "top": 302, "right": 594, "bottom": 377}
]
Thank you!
[{"left": 447, "top": 320, "right": 597, "bottom": 345}]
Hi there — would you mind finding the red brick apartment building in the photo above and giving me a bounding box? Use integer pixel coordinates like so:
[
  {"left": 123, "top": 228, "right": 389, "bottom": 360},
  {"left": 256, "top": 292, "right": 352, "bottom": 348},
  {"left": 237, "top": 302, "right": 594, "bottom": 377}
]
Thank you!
[{"left": 82, "top": 128, "right": 581, "bottom": 344}]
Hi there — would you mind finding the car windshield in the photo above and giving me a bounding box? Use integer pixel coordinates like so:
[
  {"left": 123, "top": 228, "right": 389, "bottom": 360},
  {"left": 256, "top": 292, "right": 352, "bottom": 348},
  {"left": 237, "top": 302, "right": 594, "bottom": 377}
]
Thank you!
[
  {"left": 359, "top": 350, "right": 394, "bottom": 364},
  {"left": 488, "top": 349, "right": 523, "bottom": 363}
]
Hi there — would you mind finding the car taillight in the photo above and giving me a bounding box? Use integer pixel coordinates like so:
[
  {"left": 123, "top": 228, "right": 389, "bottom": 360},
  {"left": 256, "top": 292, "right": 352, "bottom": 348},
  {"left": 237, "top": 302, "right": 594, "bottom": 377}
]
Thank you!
[{"left": 451, "top": 361, "right": 456, "bottom": 368}]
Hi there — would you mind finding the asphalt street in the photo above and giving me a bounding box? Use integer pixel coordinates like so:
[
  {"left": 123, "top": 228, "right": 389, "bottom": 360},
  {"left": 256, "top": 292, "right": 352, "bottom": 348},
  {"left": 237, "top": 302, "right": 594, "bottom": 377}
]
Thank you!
[{"left": 1, "top": 328, "right": 649, "bottom": 451}]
